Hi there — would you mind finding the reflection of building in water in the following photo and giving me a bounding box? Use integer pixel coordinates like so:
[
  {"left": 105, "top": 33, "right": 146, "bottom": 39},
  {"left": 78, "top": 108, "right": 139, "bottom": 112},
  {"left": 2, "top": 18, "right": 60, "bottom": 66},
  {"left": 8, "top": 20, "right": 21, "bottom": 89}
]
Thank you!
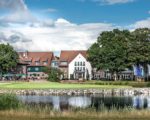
[
  {"left": 59, "top": 96, "right": 69, "bottom": 110},
  {"left": 68, "top": 96, "right": 91, "bottom": 108},
  {"left": 52, "top": 96, "right": 60, "bottom": 110},
  {"left": 147, "top": 97, "right": 150, "bottom": 108},
  {"left": 133, "top": 96, "right": 147, "bottom": 109},
  {"left": 91, "top": 96, "right": 133, "bottom": 110},
  {"left": 18, "top": 95, "right": 150, "bottom": 111}
]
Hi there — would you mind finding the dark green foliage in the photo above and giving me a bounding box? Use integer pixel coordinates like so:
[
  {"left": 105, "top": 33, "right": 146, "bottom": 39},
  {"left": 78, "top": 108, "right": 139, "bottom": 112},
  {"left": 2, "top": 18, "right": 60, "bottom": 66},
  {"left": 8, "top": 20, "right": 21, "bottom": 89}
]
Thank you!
[
  {"left": 0, "top": 44, "right": 19, "bottom": 74},
  {"left": 86, "top": 80, "right": 149, "bottom": 87},
  {"left": 128, "top": 28, "right": 150, "bottom": 65},
  {"left": 43, "top": 67, "right": 62, "bottom": 82},
  {"left": 88, "top": 29, "right": 130, "bottom": 71},
  {"left": 146, "top": 82, "right": 150, "bottom": 87},
  {"left": 88, "top": 28, "right": 150, "bottom": 80},
  {"left": 0, "top": 94, "right": 22, "bottom": 110}
]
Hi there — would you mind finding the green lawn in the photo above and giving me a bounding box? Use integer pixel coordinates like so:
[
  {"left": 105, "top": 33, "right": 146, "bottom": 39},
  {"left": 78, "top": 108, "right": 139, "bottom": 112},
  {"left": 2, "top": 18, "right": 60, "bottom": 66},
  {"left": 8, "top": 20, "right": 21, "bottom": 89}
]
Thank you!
[{"left": 0, "top": 81, "right": 130, "bottom": 89}]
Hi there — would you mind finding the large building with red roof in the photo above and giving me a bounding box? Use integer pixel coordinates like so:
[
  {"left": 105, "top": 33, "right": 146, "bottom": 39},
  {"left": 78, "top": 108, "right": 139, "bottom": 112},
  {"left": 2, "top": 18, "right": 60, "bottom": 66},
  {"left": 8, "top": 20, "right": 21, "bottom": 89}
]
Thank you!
[
  {"left": 18, "top": 51, "right": 54, "bottom": 79},
  {"left": 59, "top": 50, "right": 92, "bottom": 80},
  {"left": 17, "top": 50, "right": 92, "bottom": 80}
]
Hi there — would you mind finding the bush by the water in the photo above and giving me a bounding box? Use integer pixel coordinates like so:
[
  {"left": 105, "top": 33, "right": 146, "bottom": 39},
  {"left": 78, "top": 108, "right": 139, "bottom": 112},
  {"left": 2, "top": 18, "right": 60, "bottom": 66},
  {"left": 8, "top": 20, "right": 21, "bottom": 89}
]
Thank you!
[{"left": 0, "top": 94, "right": 21, "bottom": 110}]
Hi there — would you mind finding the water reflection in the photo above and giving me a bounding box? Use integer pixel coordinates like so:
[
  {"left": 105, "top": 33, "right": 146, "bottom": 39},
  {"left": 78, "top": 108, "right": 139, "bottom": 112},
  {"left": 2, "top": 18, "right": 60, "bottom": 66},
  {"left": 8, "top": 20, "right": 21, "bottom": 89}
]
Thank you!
[
  {"left": 133, "top": 96, "right": 148, "bottom": 109},
  {"left": 17, "top": 95, "right": 150, "bottom": 111},
  {"left": 68, "top": 96, "right": 91, "bottom": 108}
]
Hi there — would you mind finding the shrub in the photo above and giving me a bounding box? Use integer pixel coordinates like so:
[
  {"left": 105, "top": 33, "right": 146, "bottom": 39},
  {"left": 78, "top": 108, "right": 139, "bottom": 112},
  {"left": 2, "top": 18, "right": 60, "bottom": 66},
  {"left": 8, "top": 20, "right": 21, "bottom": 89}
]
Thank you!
[
  {"left": 146, "top": 82, "right": 150, "bottom": 87},
  {"left": 0, "top": 94, "right": 22, "bottom": 110},
  {"left": 43, "top": 67, "right": 62, "bottom": 82}
]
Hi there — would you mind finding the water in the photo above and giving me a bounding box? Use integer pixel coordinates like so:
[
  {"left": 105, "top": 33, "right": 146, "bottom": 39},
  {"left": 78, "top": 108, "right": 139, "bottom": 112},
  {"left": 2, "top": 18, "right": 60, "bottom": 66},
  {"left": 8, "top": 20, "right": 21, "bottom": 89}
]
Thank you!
[{"left": 17, "top": 95, "right": 150, "bottom": 111}]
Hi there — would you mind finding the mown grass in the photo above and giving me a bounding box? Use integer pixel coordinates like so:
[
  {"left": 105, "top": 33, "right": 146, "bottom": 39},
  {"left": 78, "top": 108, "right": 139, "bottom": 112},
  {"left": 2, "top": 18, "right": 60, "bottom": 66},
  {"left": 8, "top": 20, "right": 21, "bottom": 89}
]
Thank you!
[{"left": 0, "top": 81, "right": 130, "bottom": 89}]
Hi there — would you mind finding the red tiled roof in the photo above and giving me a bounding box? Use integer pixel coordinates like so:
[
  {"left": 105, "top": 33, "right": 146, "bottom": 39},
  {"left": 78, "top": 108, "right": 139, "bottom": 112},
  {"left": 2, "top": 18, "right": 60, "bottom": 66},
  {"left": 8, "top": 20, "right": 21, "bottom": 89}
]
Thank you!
[
  {"left": 18, "top": 51, "right": 54, "bottom": 67},
  {"left": 59, "top": 50, "right": 87, "bottom": 66},
  {"left": 34, "top": 57, "right": 40, "bottom": 61}
]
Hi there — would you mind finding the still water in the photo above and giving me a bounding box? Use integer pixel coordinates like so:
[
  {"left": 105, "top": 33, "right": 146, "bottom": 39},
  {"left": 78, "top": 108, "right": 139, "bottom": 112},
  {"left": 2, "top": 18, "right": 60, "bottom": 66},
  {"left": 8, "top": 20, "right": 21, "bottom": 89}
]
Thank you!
[{"left": 17, "top": 95, "right": 150, "bottom": 111}]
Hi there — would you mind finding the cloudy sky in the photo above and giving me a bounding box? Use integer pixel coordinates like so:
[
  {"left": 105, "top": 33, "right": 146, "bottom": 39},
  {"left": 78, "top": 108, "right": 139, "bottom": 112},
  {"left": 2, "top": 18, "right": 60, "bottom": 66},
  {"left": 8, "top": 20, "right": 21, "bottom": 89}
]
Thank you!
[{"left": 0, "top": 0, "right": 149, "bottom": 53}]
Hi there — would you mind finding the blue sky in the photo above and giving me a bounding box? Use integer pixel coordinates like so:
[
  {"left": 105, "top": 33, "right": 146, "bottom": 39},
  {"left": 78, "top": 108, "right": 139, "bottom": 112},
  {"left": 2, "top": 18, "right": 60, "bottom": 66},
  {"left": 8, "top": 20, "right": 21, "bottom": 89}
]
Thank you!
[
  {"left": 0, "top": 0, "right": 150, "bottom": 52},
  {"left": 25, "top": 0, "right": 150, "bottom": 25}
]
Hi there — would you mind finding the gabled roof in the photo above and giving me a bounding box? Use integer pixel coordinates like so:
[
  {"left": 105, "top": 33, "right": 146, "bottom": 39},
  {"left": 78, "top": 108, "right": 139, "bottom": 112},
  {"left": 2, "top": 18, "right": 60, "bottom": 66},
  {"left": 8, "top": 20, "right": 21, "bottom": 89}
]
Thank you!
[
  {"left": 18, "top": 51, "right": 54, "bottom": 67},
  {"left": 59, "top": 50, "right": 87, "bottom": 64}
]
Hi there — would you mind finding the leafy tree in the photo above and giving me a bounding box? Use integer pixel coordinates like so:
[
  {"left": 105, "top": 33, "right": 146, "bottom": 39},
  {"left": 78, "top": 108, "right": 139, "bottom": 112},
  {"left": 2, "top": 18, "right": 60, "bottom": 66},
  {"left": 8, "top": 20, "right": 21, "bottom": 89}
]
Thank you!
[
  {"left": 43, "top": 67, "right": 62, "bottom": 82},
  {"left": 128, "top": 28, "right": 150, "bottom": 80},
  {"left": 0, "top": 44, "right": 19, "bottom": 76},
  {"left": 88, "top": 29, "right": 131, "bottom": 80},
  {"left": 88, "top": 28, "right": 150, "bottom": 81}
]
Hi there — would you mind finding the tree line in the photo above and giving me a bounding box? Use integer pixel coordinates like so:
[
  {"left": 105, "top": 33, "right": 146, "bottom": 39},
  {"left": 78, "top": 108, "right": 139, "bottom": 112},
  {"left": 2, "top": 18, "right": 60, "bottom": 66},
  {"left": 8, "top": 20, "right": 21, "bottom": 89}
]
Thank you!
[{"left": 88, "top": 28, "right": 150, "bottom": 81}]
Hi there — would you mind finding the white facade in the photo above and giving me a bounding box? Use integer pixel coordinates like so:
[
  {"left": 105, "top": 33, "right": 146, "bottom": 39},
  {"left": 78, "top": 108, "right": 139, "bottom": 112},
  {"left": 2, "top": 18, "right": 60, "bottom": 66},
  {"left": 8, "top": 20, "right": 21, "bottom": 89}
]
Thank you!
[{"left": 68, "top": 53, "right": 92, "bottom": 80}]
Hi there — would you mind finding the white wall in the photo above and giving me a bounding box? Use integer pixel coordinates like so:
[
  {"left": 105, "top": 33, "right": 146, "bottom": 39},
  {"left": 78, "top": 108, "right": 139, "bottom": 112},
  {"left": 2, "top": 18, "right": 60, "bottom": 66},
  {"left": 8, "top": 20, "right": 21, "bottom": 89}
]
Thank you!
[{"left": 68, "top": 53, "right": 92, "bottom": 80}]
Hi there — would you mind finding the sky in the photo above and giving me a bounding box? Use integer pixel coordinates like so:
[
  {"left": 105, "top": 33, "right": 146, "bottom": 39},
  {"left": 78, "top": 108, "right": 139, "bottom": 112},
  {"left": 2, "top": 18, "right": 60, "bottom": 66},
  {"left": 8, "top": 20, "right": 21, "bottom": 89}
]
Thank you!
[{"left": 0, "top": 0, "right": 150, "bottom": 53}]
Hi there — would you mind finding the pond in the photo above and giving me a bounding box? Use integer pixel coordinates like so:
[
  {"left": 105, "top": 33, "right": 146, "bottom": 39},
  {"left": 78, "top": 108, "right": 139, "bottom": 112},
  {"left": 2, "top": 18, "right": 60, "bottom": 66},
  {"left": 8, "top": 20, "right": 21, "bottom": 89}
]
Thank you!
[{"left": 17, "top": 95, "right": 150, "bottom": 111}]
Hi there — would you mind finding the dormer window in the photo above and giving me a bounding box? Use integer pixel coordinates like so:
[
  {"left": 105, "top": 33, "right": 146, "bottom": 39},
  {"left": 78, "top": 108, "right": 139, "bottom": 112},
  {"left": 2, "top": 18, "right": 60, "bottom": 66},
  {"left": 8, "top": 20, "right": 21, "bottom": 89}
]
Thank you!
[
  {"left": 43, "top": 61, "right": 48, "bottom": 65},
  {"left": 25, "top": 61, "right": 31, "bottom": 65},
  {"left": 60, "top": 61, "right": 67, "bottom": 66},
  {"left": 35, "top": 61, "right": 40, "bottom": 65}
]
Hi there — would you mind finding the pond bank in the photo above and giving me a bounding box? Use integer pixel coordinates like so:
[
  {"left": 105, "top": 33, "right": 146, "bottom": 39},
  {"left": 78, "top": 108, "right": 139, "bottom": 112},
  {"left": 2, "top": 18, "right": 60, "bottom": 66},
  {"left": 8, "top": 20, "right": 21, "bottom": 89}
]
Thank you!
[
  {"left": 0, "top": 88, "right": 150, "bottom": 96},
  {"left": 0, "top": 109, "right": 150, "bottom": 120}
]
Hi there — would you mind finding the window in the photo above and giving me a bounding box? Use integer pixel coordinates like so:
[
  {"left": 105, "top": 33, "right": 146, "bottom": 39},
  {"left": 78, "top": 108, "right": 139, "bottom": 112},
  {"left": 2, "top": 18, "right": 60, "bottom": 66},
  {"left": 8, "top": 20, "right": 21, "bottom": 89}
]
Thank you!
[
  {"left": 35, "top": 67, "right": 39, "bottom": 71},
  {"left": 60, "top": 61, "right": 67, "bottom": 66},
  {"left": 83, "top": 67, "right": 85, "bottom": 71},
  {"left": 75, "top": 67, "right": 77, "bottom": 71},
  {"left": 78, "top": 67, "right": 79, "bottom": 71},
  {"left": 35, "top": 61, "right": 40, "bottom": 65},
  {"left": 51, "top": 61, "right": 58, "bottom": 67},
  {"left": 78, "top": 62, "right": 80, "bottom": 66},
  {"left": 80, "top": 62, "right": 82, "bottom": 66},
  {"left": 83, "top": 62, "right": 85, "bottom": 66},
  {"left": 43, "top": 61, "right": 48, "bottom": 65},
  {"left": 28, "top": 68, "right": 31, "bottom": 71},
  {"left": 75, "top": 62, "right": 77, "bottom": 66},
  {"left": 25, "top": 61, "right": 31, "bottom": 65}
]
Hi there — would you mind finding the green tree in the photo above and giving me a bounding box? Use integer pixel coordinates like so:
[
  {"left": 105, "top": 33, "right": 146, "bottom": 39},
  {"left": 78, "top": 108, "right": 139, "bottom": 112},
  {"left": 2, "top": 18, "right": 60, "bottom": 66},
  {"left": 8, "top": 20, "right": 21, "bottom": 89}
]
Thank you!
[
  {"left": 0, "top": 44, "right": 19, "bottom": 76},
  {"left": 88, "top": 29, "right": 131, "bottom": 80},
  {"left": 43, "top": 67, "right": 62, "bottom": 82},
  {"left": 128, "top": 28, "right": 150, "bottom": 80}
]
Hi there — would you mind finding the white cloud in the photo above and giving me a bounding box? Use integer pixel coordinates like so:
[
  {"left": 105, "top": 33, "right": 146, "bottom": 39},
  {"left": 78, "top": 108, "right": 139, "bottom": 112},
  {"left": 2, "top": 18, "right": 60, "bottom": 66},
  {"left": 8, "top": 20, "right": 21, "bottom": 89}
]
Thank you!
[
  {"left": 0, "top": 0, "right": 37, "bottom": 24},
  {"left": 41, "top": 8, "right": 57, "bottom": 13},
  {"left": 129, "top": 18, "right": 150, "bottom": 29},
  {"left": 0, "top": 0, "right": 27, "bottom": 11},
  {"left": 0, "top": 18, "right": 115, "bottom": 51},
  {"left": 0, "top": 0, "right": 116, "bottom": 52},
  {"left": 99, "top": 0, "right": 135, "bottom": 5},
  {"left": 80, "top": 0, "right": 135, "bottom": 5}
]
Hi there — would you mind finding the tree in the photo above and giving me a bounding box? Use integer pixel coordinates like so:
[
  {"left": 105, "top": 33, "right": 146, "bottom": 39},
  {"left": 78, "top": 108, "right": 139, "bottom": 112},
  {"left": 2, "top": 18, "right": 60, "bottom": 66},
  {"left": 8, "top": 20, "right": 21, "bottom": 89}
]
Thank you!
[
  {"left": 88, "top": 29, "right": 131, "bottom": 80},
  {"left": 43, "top": 67, "right": 62, "bottom": 82},
  {"left": 0, "top": 44, "right": 19, "bottom": 76},
  {"left": 128, "top": 28, "right": 150, "bottom": 80}
]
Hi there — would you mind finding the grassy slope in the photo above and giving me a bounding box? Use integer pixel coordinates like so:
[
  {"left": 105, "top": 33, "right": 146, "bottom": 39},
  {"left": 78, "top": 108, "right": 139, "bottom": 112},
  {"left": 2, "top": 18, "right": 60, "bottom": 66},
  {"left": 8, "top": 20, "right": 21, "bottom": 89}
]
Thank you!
[{"left": 0, "top": 82, "right": 130, "bottom": 89}]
